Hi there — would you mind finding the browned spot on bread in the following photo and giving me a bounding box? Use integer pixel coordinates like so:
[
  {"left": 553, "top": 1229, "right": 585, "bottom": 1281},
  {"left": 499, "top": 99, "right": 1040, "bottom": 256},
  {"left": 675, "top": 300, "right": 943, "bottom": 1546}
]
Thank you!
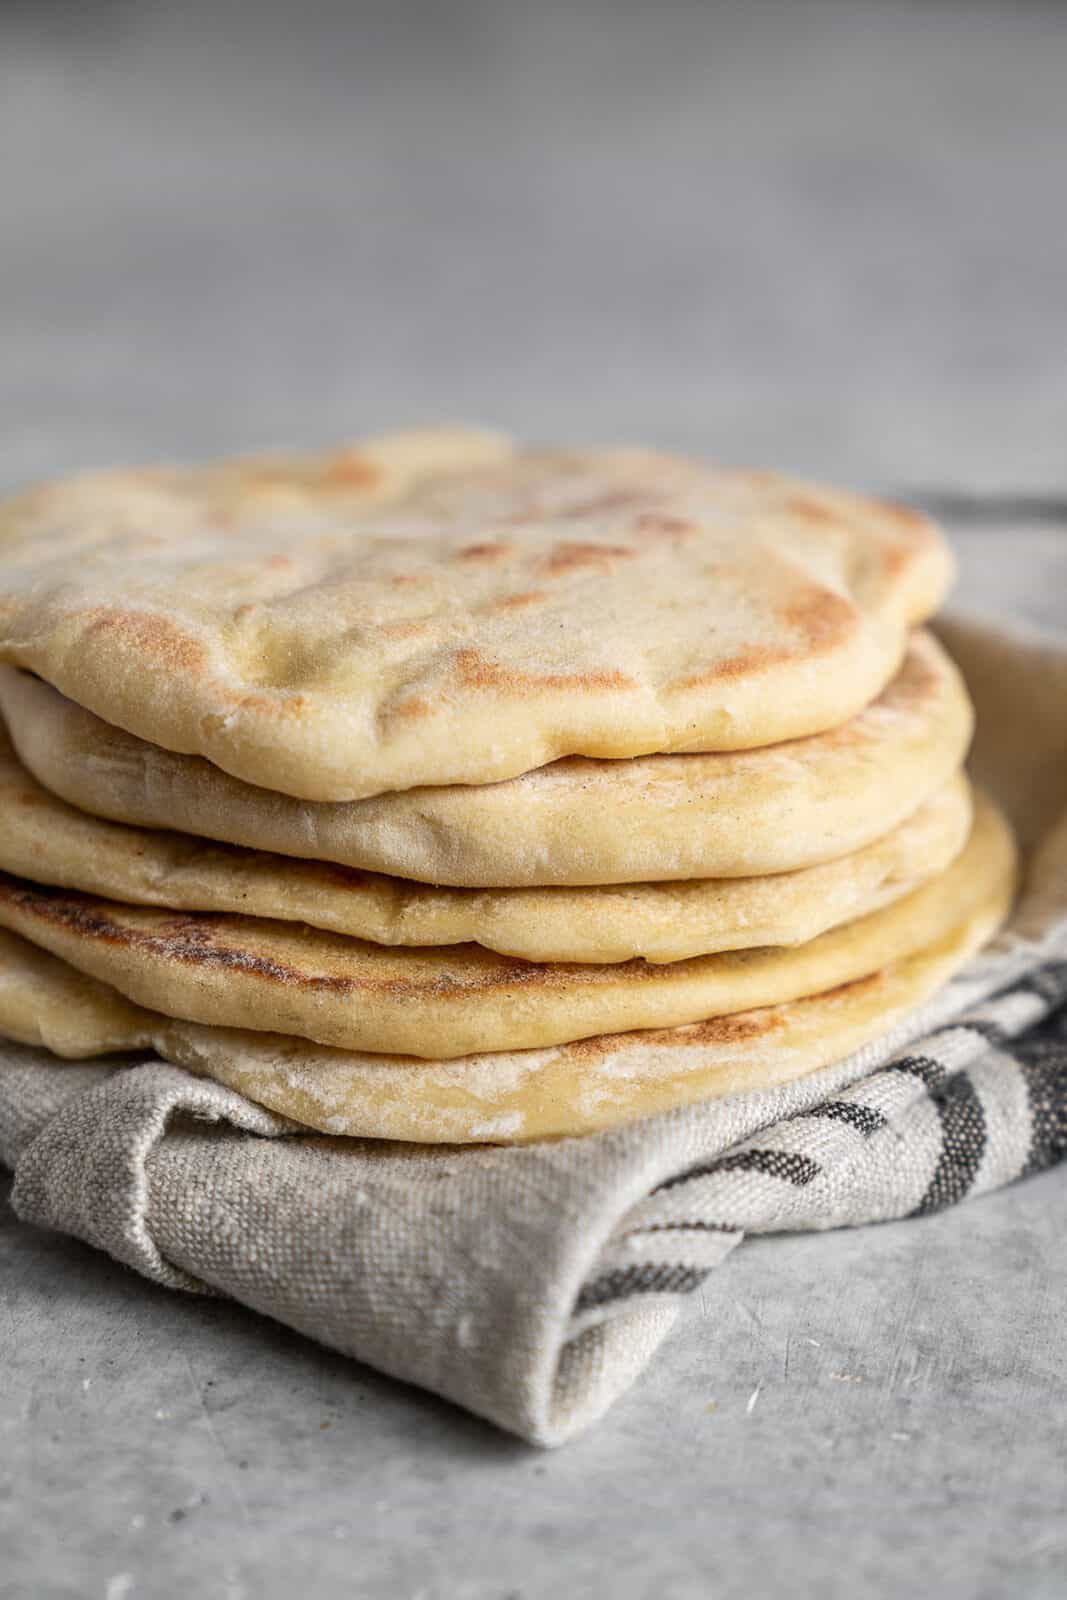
[
  {"left": 563, "top": 1006, "right": 780, "bottom": 1062},
  {"left": 881, "top": 542, "right": 911, "bottom": 579},
  {"left": 389, "top": 572, "right": 421, "bottom": 587},
  {"left": 319, "top": 452, "right": 381, "bottom": 490},
  {"left": 543, "top": 541, "right": 637, "bottom": 576},
  {"left": 492, "top": 589, "right": 547, "bottom": 611},
  {"left": 788, "top": 494, "right": 843, "bottom": 526},
  {"left": 560, "top": 1031, "right": 626, "bottom": 1063},
  {"left": 453, "top": 646, "right": 637, "bottom": 695},
  {"left": 780, "top": 582, "right": 855, "bottom": 649},
  {"left": 635, "top": 514, "right": 696, "bottom": 539},
  {"left": 266, "top": 554, "right": 293, "bottom": 571},
  {"left": 386, "top": 696, "right": 432, "bottom": 722},
  {"left": 379, "top": 618, "right": 430, "bottom": 639},
  {"left": 556, "top": 490, "right": 652, "bottom": 521},
  {"left": 83, "top": 608, "right": 207, "bottom": 675},
  {"left": 670, "top": 577, "right": 855, "bottom": 693},
  {"left": 665, "top": 1009, "right": 781, "bottom": 1046},
  {"left": 670, "top": 644, "right": 783, "bottom": 690},
  {"left": 458, "top": 541, "right": 514, "bottom": 563},
  {"left": 233, "top": 602, "right": 258, "bottom": 622}
]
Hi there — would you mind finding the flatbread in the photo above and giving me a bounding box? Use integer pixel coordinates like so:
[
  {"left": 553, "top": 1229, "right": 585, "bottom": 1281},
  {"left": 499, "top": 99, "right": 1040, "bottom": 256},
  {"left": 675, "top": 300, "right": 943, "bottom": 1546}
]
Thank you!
[
  {"left": 0, "top": 720, "right": 973, "bottom": 961},
  {"left": 0, "top": 795, "right": 1016, "bottom": 1058},
  {"left": 0, "top": 842, "right": 1014, "bottom": 1140},
  {"left": 0, "top": 437, "right": 953, "bottom": 800},
  {"left": 0, "top": 927, "right": 155, "bottom": 1058},
  {"left": 0, "top": 631, "right": 973, "bottom": 887},
  {"left": 156, "top": 897, "right": 1012, "bottom": 1142}
]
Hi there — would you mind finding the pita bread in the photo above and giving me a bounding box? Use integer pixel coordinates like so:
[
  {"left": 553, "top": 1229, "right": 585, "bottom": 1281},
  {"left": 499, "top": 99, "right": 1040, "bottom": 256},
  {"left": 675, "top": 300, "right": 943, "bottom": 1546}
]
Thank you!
[
  {"left": 0, "top": 631, "right": 972, "bottom": 887},
  {"left": 0, "top": 837, "right": 1014, "bottom": 1140},
  {"left": 0, "top": 438, "right": 953, "bottom": 800},
  {"left": 0, "top": 928, "right": 154, "bottom": 1058},
  {"left": 0, "top": 720, "right": 972, "bottom": 961},
  {"left": 0, "top": 795, "right": 1015, "bottom": 1058}
]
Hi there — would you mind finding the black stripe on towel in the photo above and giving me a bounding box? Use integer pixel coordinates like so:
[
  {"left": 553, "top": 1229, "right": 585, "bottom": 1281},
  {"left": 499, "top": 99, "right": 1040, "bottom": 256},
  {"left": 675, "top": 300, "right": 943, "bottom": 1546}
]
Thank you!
[
  {"left": 654, "top": 1148, "right": 820, "bottom": 1195},
  {"left": 574, "top": 1263, "right": 712, "bottom": 1313},
  {"left": 795, "top": 1101, "right": 887, "bottom": 1137},
  {"left": 1016, "top": 1042, "right": 1067, "bottom": 1177},
  {"left": 913, "top": 1071, "right": 987, "bottom": 1215},
  {"left": 893, "top": 1054, "right": 948, "bottom": 1091}
]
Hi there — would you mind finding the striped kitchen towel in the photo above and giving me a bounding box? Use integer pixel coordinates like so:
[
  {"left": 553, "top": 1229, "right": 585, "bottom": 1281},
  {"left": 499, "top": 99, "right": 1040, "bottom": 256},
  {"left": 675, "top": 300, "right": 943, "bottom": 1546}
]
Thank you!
[
  {"left": 574, "top": 959, "right": 1067, "bottom": 1334},
  {"left": 2, "top": 608, "right": 1067, "bottom": 1446}
]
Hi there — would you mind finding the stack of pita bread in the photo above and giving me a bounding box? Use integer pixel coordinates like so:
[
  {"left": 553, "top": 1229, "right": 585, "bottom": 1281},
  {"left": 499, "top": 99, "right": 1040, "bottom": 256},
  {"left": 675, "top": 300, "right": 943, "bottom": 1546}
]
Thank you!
[{"left": 0, "top": 430, "right": 1016, "bottom": 1142}]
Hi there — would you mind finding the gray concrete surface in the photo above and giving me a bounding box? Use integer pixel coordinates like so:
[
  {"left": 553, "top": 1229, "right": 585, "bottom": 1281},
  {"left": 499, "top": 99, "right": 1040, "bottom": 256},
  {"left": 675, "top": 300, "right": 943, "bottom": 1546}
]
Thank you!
[
  {"left": 3, "top": 1155, "right": 1067, "bottom": 1600},
  {"left": 2, "top": 3, "right": 1066, "bottom": 1596}
]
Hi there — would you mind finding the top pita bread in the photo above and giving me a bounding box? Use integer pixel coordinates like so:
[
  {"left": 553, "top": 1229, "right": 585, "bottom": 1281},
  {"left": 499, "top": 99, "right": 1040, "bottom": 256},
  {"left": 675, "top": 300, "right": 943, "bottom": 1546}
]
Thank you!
[{"left": 0, "top": 430, "right": 953, "bottom": 801}]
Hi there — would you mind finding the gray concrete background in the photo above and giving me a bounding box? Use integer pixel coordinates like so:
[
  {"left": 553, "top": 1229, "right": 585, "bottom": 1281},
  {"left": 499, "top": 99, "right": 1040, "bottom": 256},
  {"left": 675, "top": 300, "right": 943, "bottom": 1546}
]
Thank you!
[
  {"left": 2, "top": 0, "right": 1065, "bottom": 493},
  {"left": 1, "top": 3, "right": 1066, "bottom": 1596}
]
